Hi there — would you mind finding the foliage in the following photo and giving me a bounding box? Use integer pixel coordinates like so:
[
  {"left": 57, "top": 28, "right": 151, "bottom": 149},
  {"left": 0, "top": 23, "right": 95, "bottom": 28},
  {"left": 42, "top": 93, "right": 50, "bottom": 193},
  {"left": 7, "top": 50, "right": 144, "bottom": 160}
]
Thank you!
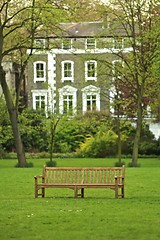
[
  {"left": 128, "top": 162, "right": 141, "bottom": 168},
  {"left": 0, "top": 107, "right": 160, "bottom": 157},
  {"left": 0, "top": 0, "right": 72, "bottom": 167},
  {"left": 0, "top": 97, "right": 14, "bottom": 152},
  {"left": 114, "top": 161, "right": 125, "bottom": 167},
  {"left": 63, "top": 0, "right": 103, "bottom": 22},
  {"left": 45, "top": 160, "right": 57, "bottom": 167},
  {"left": 101, "top": 0, "right": 160, "bottom": 165},
  {"left": 14, "top": 162, "right": 34, "bottom": 168},
  {"left": 18, "top": 109, "right": 49, "bottom": 152},
  {"left": 54, "top": 111, "right": 111, "bottom": 153},
  {"left": 76, "top": 130, "right": 118, "bottom": 157}
]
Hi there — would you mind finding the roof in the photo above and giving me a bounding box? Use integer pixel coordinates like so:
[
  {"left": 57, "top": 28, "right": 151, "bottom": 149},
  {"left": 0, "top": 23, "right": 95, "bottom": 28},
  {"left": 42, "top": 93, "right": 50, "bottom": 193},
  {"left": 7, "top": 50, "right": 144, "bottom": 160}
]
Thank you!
[
  {"left": 59, "top": 22, "right": 105, "bottom": 37},
  {"left": 56, "top": 21, "right": 130, "bottom": 38},
  {"left": 36, "top": 21, "right": 132, "bottom": 39}
]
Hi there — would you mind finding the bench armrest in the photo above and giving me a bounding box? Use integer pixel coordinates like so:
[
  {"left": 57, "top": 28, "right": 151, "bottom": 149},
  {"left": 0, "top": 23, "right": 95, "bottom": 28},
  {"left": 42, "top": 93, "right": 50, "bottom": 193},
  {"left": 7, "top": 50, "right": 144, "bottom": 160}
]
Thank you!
[
  {"left": 34, "top": 175, "right": 44, "bottom": 184},
  {"left": 115, "top": 176, "right": 125, "bottom": 185}
]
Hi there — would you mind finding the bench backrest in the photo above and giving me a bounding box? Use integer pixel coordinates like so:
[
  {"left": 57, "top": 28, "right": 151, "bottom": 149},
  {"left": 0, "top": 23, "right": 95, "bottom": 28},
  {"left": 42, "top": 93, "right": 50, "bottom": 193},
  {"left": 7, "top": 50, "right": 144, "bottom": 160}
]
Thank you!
[{"left": 42, "top": 166, "right": 125, "bottom": 184}]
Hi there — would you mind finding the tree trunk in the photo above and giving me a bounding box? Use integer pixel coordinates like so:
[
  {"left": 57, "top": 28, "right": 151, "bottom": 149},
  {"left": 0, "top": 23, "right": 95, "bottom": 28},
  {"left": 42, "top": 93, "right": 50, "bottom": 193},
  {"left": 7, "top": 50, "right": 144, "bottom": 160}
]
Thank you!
[
  {"left": 132, "top": 96, "right": 143, "bottom": 167},
  {"left": 117, "top": 106, "right": 122, "bottom": 163},
  {"left": 0, "top": 66, "right": 27, "bottom": 167},
  {"left": 117, "top": 129, "right": 122, "bottom": 163}
]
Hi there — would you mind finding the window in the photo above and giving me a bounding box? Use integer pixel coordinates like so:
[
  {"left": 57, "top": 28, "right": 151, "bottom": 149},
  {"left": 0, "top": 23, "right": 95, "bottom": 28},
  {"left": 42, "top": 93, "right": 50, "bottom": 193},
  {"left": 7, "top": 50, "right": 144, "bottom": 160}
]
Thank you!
[
  {"left": 113, "top": 38, "right": 123, "bottom": 49},
  {"left": 62, "top": 39, "right": 72, "bottom": 50},
  {"left": 63, "top": 95, "right": 73, "bottom": 114},
  {"left": 35, "top": 96, "right": 45, "bottom": 109},
  {"left": 58, "top": 86, "right": 77, "bottom": 115},
  {"left": 82, "top": 85, "right": 100, "bottom": 113},
  {"left": 87, "top": 95, "right": 97, "bottom": 111},
  {"left": 34, "top": 61, "right": 46, "bottom": 82},
  {"left": 85, "top": 60, "right": 97, "bottom": 81},
  {"left": 110, "top": 60, "right": 124, "bottom": 115},
  {"left": 34, "top": 39, "right": 46, "bottom": 49},
  {"left": 32, "top": 90, "right": 48, "bottom": 111},
  {"left": 61, "top": 61, "right": 74, "bottom": 82},
  {"left": 86, "top": 38, "right": 96, "bottom": 49},
  {"left": 112, "top": 60, "right": 123, "bottom": 80}
]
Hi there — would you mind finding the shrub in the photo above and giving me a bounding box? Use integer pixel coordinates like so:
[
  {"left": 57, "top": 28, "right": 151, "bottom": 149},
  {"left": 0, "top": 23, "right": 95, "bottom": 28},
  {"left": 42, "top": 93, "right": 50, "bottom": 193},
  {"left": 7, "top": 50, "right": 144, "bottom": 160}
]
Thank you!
[
  {"left": 45, "top": 160, "right": 57, "bottom": 167},
  {"left": 128, "top": 162, "right": 141, "bottom": 168},
  {"left": 139, "top": 141, "right": 159, "bottom": 155},
  {"left": 76, "top": 130, "right": 118, "bottom": 158},
  {"left": 15, "top": 162, "right": 34, "bottom": 168},
  {"left": 114, "top": 161, "right": 125, "bottom": 167}
]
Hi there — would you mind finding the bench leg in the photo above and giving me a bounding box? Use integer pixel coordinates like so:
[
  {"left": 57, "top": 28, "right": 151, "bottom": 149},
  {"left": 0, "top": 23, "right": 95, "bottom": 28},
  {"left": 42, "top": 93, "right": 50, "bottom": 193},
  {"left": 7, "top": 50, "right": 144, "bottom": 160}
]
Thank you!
[
  {"left": 121, "top": 187, "right": 124, "bottom": 198},
  {"left": 35, "top": 186, "right": 38, "bottom": 198},
  {"left": 115, "top": 186, "right": 118, "bottom": 198},
  {"left": 81, "top": 188, "right": 84, "bottom": 198},
  {"left": 115, "top": 177, "right": 119, "bottom": 198},
  {"left": 74, "top": 186, "right": 78, "bottom": 198},
  {"left": 42, "top": 188, "right": 45, "bottom": 198}
]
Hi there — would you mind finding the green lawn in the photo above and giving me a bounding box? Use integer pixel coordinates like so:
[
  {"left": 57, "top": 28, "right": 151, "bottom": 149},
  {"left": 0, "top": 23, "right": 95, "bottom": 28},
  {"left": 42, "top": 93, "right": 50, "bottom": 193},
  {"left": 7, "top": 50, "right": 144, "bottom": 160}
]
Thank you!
[{"left": 0, "top": 158, "right": 160, "bottom": 240}]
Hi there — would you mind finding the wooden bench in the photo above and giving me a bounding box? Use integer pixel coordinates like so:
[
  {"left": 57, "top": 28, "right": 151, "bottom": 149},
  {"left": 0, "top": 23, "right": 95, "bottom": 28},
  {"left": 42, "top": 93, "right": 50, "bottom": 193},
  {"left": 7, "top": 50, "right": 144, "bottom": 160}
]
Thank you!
[{"left": 34, "top": 166, "right": 125, "bottom": 198}]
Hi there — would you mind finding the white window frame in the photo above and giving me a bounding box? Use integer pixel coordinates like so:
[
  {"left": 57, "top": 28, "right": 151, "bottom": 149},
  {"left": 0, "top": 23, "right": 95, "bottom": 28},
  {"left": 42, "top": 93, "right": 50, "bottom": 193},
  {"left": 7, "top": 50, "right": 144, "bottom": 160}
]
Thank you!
[
  {"left": 85, "top": 60, "right": 97, "bottom": 81},
  {"left": 82, "top": 85, "right": 100, "bottom": 113},
  {"left": 112, "top": 60, "right": 123, "bottom": 81},
  {"left": 86, "top": 38, "right": 96, "bottom": 49},
  {"left": 58, "top": 85, "right": 77, "bottom": 115},
  {"left": 34, "top": 61, "right": 46, "bottom": 82},
  {"left": 111, "top": 60, "right": 124, "bottom": 114},
  {"left": 61, "top": 60, "right": 74, "bottom": 82},
  {"left": 86, "top": 95, "right": 97, "bottom": 111},
  {"left": 32, "top": 90, "right": 48, "bottom": 112}
]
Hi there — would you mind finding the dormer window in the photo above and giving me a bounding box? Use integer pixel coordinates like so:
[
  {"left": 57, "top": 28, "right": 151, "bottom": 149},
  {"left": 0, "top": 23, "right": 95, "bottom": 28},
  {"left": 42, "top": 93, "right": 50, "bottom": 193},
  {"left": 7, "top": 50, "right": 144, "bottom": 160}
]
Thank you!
[
  {"left": 62, "top": 39, "right": 72, "bottom": 50},
  {"left": 86, "top": 38, "right": 96, "bottom": 49},
  {"left": 113, "top": 38, "right": 124, "bottom": 49},
  {"left": 34, "top": 39, "right": 46, "bottom": 49}
]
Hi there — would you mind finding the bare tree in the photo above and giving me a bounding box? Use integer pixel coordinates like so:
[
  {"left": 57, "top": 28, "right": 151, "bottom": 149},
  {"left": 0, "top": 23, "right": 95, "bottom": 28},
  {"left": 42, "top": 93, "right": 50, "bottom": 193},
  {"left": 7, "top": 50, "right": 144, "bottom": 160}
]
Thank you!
[
  {"left": 100, "top": 0, "right": 160, "bottom": 166},
  {"left": 0, "top": 0, "right": 67, "bottom": 166}
]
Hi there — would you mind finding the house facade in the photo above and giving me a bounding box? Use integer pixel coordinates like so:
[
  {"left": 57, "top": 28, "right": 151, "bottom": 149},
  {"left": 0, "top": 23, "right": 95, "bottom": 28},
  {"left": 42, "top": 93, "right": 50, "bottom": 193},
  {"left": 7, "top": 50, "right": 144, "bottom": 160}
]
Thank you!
[
  {"left": 26, "top": 21, "right": 160, "bottom": 139},
  {"left": 27, "top": 21, "right": 133, "bottom": 115}
]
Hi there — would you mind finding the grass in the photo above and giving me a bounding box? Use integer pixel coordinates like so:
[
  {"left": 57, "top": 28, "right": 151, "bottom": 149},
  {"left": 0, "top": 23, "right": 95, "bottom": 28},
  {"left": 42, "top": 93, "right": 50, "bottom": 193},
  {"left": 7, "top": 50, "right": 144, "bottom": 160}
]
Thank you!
[{"left": 0, "top": 157, "right": 160, "bottom": 240}]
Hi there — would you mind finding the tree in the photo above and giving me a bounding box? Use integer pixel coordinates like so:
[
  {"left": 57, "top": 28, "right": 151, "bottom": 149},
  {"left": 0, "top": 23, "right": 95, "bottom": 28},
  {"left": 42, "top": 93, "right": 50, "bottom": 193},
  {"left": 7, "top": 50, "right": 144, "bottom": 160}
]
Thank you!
[
  {"left": 0, "top": 0, "right": 67, "bottom": 166},
  {"left": 0, "top": 0, "right": 35, "bottom": 166},
  {"left": 101, "top": 0, "right": 160, "bottom": 166}
]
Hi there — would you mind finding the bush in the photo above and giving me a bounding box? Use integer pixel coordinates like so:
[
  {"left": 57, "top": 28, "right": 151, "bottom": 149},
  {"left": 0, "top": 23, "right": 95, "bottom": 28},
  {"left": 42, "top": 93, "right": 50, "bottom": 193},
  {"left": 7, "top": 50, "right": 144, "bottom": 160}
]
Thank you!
[
  {"left": 114, "top": 161, "right": 125, "bottom": 167},
  {"left": 128, "top": 162, "right": 141, "bottom": 168},
  {"left": 45, "top": 160, "right": 57, "bottom": 167},
  {"left": 76, "top": 130, "right": 118, "bottom": 158},
  {"left": 19, "top": 109, "right": 49, "bottom": 152},
  {"left": 139, "top": 141, "right": 159, "bottom": 155},
  {"left": 15, "top": 162, "right": 34, "bottom": 168}
]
